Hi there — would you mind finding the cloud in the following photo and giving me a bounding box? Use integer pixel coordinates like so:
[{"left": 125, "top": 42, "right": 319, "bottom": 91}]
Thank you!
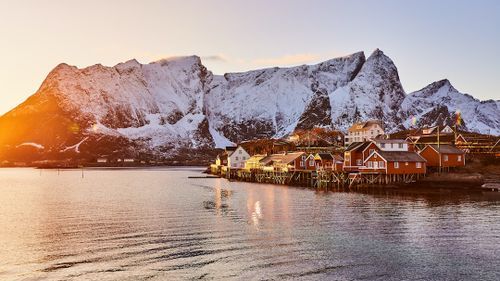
[{"left": 201, "top": 54, "right": 228, "bottom": 62}]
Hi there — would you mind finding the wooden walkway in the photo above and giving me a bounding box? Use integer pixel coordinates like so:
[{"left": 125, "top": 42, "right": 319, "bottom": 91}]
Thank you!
[{"left": 211, "top": 167, "right": 425, "bottom": 189}]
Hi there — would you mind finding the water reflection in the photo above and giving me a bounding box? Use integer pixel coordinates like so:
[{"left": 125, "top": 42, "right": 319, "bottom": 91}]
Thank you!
[{"left": 0, "top": 168, "right": 498, "bottom": 281}]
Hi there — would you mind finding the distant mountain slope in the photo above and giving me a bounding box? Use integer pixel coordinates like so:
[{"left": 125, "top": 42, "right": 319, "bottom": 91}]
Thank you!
[{"left": 0, "top": 49, "right": 498, "bottom": 162}]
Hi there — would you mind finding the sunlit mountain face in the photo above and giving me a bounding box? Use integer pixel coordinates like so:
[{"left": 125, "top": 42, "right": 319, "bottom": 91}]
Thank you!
[{"left": 0, "top": 49, "right": 498, "bottom": 164}]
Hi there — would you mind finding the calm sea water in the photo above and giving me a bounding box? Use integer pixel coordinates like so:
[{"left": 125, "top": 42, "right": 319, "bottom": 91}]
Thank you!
[{"left": 0, "top": 167, "right": 498, "bottom": 281}]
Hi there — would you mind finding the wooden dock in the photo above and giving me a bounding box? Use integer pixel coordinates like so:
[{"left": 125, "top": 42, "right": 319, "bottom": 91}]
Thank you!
[{"left": 210, "top": 167, "right": 426, "bottom": 189}]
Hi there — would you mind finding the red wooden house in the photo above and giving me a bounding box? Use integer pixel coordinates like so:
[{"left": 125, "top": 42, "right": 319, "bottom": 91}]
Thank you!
[
  {"left": 343, "top": 142, "right": 372, "bottom": 171},
  {"left": 418, "top": 144, "right": 465, "bottom": 168},
  {"left": 362, "top": 151, "right": 427, "bottom": 175},
  {"left": 314, "top": 153, "right": 344, "bottom": 171}
]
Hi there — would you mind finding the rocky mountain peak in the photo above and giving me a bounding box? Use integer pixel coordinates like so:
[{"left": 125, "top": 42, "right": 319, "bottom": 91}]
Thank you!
[{"left": 0, "top": 49, "right": 498, "bottom": 163}]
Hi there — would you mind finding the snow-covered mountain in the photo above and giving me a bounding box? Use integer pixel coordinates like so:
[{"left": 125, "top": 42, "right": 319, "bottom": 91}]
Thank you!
[
  {"left": 0, "top": 49, "right": 498, "bottom": 162},
  {"left": 399, "top": 79, "right": 500, "bottom": 134}
]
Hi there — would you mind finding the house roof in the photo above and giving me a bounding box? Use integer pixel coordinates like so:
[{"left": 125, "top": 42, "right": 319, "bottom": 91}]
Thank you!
[
  {"left": 414, "top": 134, "right": 455, "bottom": 144},
  {"left": 427, "top": 144, "right": 464, "bottom": 154},
  {"left": 259, "top": 152, "right": 305, "bottom": 166},
  {"left": 332, "top": 154, "right": 344, "bottom": 162},
  {"left": 374, "top": 139, "right": 408, "bottom": 144},
  {"left": 217, "top": 153, "right": 228, "bottom": 162},
  {"left": 315, "top": 153, "right": 334, "bottom": 160},
  {"left": 369, "top": 151, "right": 427, "bottom": 162},
  {"left": 345, "top": 141, "right": 371, "bottom": 152},
  {"left": 348, "top": 120, "right": 382, "bottom": 132}
]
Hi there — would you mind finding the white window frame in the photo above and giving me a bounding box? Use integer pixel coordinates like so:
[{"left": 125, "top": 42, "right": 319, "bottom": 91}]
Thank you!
[
  {"left": 416, "top": 162, "right": 422, "bottom": 168},
  {"left": 457, "top": 155, "right": 462, "bottom": 161},
  {"left": 394, "top": 162, "right": 399, "bottom": 169},
  {"left": 379, "top": 161, "right": 385, "bottom": 168},
  {"left": 444, "top": 155, "right": 449, "bottom": 162},
  {"left": 356, "top": 159, "right": 362, "bottom": 166}
]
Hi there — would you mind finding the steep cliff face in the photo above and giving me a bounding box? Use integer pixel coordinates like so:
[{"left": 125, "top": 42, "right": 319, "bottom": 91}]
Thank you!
[
  {"left": 0, "top": 49, "right": 498, "bottom": 162},
  {"left": 328, "top": 49, "right": 406, "bottom": 132},
  {"left": 205, "top": 52, "right": 366, "bottom": 143}
]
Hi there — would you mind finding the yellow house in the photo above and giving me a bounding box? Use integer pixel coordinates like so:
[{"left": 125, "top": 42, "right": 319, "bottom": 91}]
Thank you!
[{"left": 244, "top": 154, "right": 266, "bottom": 170}]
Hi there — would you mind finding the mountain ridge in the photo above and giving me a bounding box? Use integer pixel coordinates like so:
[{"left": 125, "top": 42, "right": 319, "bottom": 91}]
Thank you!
[{"left": 0, "top": 49, "right": 498, "bottom": 162}]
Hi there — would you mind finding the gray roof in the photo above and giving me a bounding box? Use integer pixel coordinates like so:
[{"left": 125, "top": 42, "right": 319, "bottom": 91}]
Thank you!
[
  {"left": 427, "top": 144, "right": 464, "bottom": 154},
  {"left": 371, "top": 151, "right": 426, "bottom": 162}
]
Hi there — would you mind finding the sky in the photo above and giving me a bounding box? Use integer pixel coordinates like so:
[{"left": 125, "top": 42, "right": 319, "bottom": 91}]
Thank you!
[{"left": 0, "top": 0, "right": 499, "bottom": 115}]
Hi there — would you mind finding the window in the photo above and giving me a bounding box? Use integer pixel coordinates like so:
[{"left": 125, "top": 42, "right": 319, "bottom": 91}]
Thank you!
[
  {"left": 368, "top": 161, "right": 373, "bottom": 168},
  {"left": 444, "top": 155, "right": 449, "bottom": 162},
  {"left": 390, "top": 143, "right": 394, "bottom": 148},
  {"left": 381, "top": 143, "right": 385, "bottom": 148},
  {"left": 394, "top": 162, "right": 399, "bottom": 168},
  {"left": 235, "top": 156, "right": 239, "bottom": 161},
  {"left": 300, "top": 161, "right": 305, "bottom": 167},
  {"left": 416, "top": 162, "right": 422, "bottom": 168},
  {"left": 239, "top": 150, "right": 242, "bottom": 154},
  {"left": 379, "top": 161, "right": 385, "bottom": 168},
  {"left": 458, "top": 155, "right": 462, "bottom": 161},
  {"left": 398, "top": 143, "right": 403, "bottom": 149},
  {"left": 369, "top": 149, "right": 374, "bottom": 155},
  {"left": 309, "top": 159, "right": 314, "bottom": 166},
  {"left": 356, "top": 159, "right": 362, "bottom": 166},
  {"left": 302, "top": 155, "right": 306, "bottom": 160},
  {"left": 373, "top": 161, "right": 378, "bottom": 168}
]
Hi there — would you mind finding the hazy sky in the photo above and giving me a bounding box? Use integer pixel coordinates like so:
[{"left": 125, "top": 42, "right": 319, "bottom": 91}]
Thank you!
[{"left": 0, "top": 0, "right": 499, "bottom": 115}]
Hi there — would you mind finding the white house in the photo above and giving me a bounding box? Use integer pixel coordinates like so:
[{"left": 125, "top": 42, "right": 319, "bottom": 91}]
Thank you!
[
  {"left": 345, "top": 120, "right": 385, "bottom": 146},
  {"left": 227, "top": 146, "right": 250, "bottom": 169},
  {"left": 373, "top": 139, "right": 409, "bottom": 151}
]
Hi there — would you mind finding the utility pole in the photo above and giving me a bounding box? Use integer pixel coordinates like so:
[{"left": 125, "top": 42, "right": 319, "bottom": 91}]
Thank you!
[{"left": 437, "top": 125, "right": 441, "bottom": 172}]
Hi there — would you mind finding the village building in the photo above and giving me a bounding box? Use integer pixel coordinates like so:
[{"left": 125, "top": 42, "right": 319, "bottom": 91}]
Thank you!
[
  {"left": 97, "top": 158, "right": 108, "bottom": 163},
  {"left": 343, "top": 142, "right": 373, "bottom": 171},
  {"left": 344, "top": 138, "right": 413, "bottom": 172},
  {"left": 418, "top": 144, "right": 466, "bottom": 168},
  {"left": 227, "top": 146, "right": 250, "bottom": 169},
  {"left": 314, "top": 153, "right": 344, "bottom": 171},
  {"left": 304, "top": 154, "right": 317, "bottom": 171},
  {"left": 345, "top": 120, "right": 384, "bottom": 146},
  {"left": 372, "top": 139, "right": 409, "bottom": 151},
  {"left": 361, "top": 150, "right": 427, "bottom": 175},
  {"left": 215, "top": 153, "right": 228, "bottom": 167},
  {"left": 244, "top": 154, "right": 266, "bottom": 170},
  {"left": 259, "top": 152, "right": 308, "bottom": 172},
  {"left": 454, "top": 132, "right": 500, "bottom": 155}
]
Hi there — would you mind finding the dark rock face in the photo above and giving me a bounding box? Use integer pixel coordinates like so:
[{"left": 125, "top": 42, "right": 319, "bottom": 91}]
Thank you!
[
  {"left": 417, "top": 105, "right": 468, "bottom": 130},
  {"left": 296, "top": 88, "right": 332, "bottom": 130}
]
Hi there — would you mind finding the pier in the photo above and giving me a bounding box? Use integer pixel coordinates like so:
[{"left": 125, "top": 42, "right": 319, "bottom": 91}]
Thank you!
[{"left": 211, "top": 167, "right": 425, "bottom": 189}]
